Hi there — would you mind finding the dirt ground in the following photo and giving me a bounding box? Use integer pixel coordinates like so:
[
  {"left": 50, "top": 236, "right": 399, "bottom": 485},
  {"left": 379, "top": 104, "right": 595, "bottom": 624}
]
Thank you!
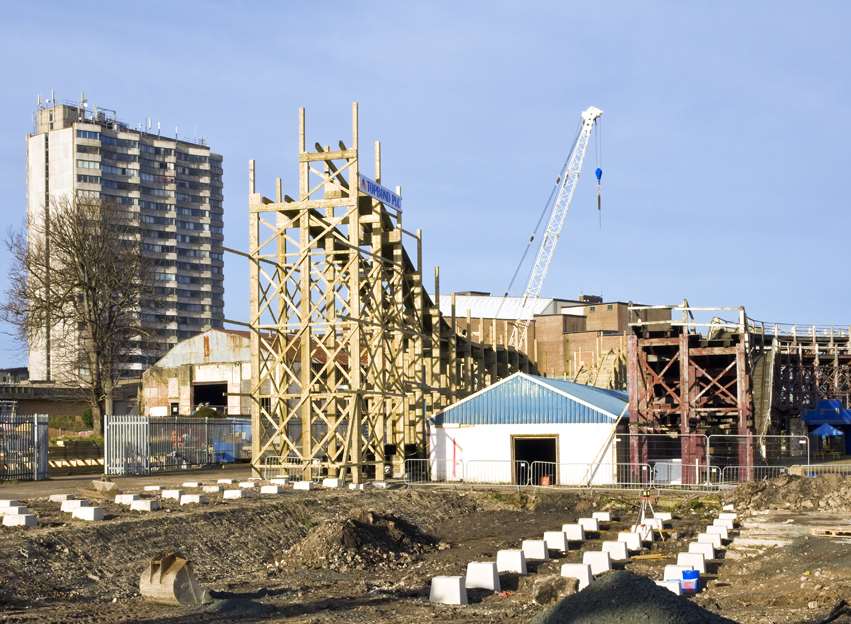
[{"left": 0, "top": 473, "right": 849, "bottom": 623}]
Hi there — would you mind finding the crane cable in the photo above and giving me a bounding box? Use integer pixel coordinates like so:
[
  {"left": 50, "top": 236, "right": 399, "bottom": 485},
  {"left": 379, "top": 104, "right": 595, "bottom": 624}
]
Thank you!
[
  {"left": 495, "top": 118, "right": 583, "bottom": 319},
  {"left": 595, "top": 119, "right": 603, "bottom": 229}
]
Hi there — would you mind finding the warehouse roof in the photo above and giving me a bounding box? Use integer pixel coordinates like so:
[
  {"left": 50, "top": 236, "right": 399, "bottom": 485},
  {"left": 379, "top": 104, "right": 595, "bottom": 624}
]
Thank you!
[
  {"left": 432, "top": 372, "right": 627, "bottom": 426},
  {"left": 438, "top": 295, "right": 585, "bottom": 320}
]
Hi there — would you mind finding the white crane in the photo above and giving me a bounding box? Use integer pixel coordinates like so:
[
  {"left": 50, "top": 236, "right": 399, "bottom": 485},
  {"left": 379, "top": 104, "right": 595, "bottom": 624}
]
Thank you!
[{"left": 509, "top": 106, "right": 603, "bottom": 352}]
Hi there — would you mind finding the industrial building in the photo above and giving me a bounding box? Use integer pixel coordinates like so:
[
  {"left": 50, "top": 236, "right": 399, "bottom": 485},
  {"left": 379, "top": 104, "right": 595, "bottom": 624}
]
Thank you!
[
  {"left": 440, "top": 293, "right": 670, "bottom": 388},
  {"left": 429, "top": 372, "right": 627, "bottom": 485},
  {"left": 140, "top": 329, "right": 250, "bottom": 418},
  {"left": 26, "top": 96, "right": 225, "bottom": 382}
]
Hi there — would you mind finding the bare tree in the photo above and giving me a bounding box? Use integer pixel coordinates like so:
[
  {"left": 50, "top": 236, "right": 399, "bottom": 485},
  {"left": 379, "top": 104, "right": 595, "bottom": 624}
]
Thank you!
[{"left": 2, "top": 194, "right": 150, "bottom": 431}]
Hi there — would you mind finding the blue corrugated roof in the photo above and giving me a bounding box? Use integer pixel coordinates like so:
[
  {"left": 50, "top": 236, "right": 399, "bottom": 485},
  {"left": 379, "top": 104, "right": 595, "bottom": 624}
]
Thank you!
[
  {"left": 432, "top": 373, "right": 627, "bottom": 426},
  {"left": 803, "top": 399, "right": 851, "bottom": 425}
]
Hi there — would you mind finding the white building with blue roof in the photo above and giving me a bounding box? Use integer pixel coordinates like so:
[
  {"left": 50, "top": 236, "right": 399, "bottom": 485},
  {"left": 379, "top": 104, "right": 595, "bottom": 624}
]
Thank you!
[{"left": 429, "top": 372, "right": 628, "bottom": 486}]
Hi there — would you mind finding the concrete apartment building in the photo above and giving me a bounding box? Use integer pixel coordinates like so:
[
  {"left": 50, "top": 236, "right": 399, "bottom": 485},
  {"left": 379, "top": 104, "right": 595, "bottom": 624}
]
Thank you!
[{"left": 26, "top": 97, "right": 224, "bottom": 381}]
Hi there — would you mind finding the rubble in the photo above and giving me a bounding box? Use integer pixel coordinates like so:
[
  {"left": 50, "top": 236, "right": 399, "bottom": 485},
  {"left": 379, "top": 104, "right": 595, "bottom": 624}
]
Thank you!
[{"left": 728, "top": 474, "right": 851, "bottom": 512}]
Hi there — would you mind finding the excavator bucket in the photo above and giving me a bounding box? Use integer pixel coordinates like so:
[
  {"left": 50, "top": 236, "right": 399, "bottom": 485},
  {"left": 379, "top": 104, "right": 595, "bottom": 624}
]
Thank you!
[{"left": 139, "top": 551, "right": 209, "bottom": 607}]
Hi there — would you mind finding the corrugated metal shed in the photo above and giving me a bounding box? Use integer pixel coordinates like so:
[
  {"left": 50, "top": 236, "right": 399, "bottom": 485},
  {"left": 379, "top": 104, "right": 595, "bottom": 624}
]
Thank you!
[{"left": 433, "top": 372, "right": 627, "bottom": 426}]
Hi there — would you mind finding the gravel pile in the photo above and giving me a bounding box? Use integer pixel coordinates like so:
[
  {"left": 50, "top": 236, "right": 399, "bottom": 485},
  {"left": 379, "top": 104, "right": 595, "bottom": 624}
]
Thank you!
[
  {"left": 281, "top": 510, "right": 436, "bottom": 571},
  {"left": 532, "top": 571, "right": 738, "bottom": 624},
  {"left": 729, "top": 473, "right": 851, "bottom": 512}
]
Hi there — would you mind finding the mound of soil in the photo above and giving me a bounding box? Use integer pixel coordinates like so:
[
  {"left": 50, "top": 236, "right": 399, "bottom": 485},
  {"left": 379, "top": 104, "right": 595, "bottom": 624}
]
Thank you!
[
  {"left": 533, "top": 571, "right": 737, "bottom": 624},
  {"left": 729, "top": 473, "right": 851, "bottom": 512},
  {"left": 281, "top": 510, "right": 436, "bottom": 571}
]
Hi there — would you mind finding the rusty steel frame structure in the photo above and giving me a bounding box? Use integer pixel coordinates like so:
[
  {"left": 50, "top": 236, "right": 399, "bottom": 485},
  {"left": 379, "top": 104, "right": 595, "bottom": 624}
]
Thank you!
[
  {"left": 243, "top": 103, "right": 533, "bottom": 482},
  {"left": 627, "top": 303, "right": 851, "bottom": 481}
]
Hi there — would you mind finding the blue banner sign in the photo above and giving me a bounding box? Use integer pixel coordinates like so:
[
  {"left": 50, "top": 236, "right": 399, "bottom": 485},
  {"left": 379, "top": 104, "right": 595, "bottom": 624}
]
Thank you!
[{"left": 358, "top": 174, "right": 402, "bottom": 211}]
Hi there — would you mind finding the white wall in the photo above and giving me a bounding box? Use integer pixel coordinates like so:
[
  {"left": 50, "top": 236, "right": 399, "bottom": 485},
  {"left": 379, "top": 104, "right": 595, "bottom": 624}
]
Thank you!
[{"left": 429, "top": 422, "right": 617, "bottom": 485}]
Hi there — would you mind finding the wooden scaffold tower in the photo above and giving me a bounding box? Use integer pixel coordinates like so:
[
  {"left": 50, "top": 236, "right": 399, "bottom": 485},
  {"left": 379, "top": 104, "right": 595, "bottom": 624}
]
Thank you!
[{"left": 245, "top": 103, "right": 534, "bottom": 482}]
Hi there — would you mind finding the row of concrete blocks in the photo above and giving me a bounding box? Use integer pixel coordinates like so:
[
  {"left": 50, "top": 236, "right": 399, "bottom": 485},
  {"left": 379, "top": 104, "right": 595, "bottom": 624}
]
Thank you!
[
  {"left": 654, "top": 506, "right": 737, "bottom": 595},
  {"left": 0, "top": 499, "right": 38, "bottom": 528},
  {"left": 431, "top": 509, "right": 671, "bottom": 605}
]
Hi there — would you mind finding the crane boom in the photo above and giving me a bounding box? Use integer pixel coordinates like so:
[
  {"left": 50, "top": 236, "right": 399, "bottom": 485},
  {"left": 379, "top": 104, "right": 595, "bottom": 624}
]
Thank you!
[{"left": 509, "top": 106, "right": 603, "bottom": 352}]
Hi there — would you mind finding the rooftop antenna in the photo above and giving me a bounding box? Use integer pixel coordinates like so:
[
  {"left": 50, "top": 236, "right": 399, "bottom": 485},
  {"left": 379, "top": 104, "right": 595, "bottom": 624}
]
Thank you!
[
  {"left": 157, "top": 121, "right": 161, "bottom": 136},
  {"left": 146, "top": 117, "right": 152, "bottom": 131},
  {"left": 175, "top": 126, "right": 179, "bottom": 139}
]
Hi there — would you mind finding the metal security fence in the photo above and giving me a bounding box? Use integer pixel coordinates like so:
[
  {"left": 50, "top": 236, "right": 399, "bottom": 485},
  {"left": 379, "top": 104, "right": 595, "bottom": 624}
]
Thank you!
[
  {"left": 708, "top": 434, "right": 809, "bottom": 468},
  {"left": 104, "top": 415, "right": 251, "bottom": 475},
  {"left": 0, "top": 414, "right": 48, "bottom": 480}
]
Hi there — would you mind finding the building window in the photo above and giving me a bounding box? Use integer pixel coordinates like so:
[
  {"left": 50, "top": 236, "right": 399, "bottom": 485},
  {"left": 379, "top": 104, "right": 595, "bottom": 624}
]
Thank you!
[
  {"left": 588, "top": 306, "right": 595, "bottom": 312},
  {"left": 76, "top": 129, "right": 100, "bottom": 140},
  {"left": 607, "top": 304, "right": 613, "bottom": 311}
]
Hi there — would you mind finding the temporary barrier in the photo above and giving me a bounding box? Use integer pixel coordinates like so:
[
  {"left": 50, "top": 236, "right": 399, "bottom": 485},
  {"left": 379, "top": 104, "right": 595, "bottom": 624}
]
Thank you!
[
  {"left": 720, "top": 465, "right": 789, "bottom": 485},
  {"left": 104, "top": 415, "right": 251, "bottom": 475},
  {"left": 707, "top": 434, "right": 809, "bottom": 469},
  {"left": 464, "top": 460, "right": 529, "bottom": 485},
  {"left": 0, "top": 414, "right": 48, "bottom": 480}
]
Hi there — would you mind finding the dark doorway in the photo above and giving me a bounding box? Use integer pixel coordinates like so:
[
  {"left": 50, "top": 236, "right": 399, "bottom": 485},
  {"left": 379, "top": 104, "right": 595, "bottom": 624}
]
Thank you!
[
  {"left": 192, "top": 383, "right": 228, "bottom": 413},
  {"left": 513, "top": 436, "right": 557, "bottom": 485}
]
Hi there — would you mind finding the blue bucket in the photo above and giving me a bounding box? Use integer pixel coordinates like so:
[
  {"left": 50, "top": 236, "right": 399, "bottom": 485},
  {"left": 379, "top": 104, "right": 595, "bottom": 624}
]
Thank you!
[{"left": 681, "top": 569, "right": 699, "bottom": 593}]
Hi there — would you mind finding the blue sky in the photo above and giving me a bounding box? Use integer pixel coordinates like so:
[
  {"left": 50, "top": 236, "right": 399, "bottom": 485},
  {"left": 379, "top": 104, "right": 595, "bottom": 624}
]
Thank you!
[{"left": 1, "top": 2, "right": 849, "bottom": 366}]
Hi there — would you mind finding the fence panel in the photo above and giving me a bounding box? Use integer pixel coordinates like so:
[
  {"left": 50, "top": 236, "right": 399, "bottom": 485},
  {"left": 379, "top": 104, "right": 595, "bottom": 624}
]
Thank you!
[
  {"left": 708, "top": 434, "right": 809, "bottom": 469},
  {"left": 464, "top": 460, "right": 528, "bottom": 485},
  {"left": 799, "top": 464, "right": 851, "bottom": 478},
  {"left": 105, "top": 415, "right": 251, "bottom": 475},
  {"left": 0, "top": 414, "right": 48, "bottom": 480},
  {"left": 721, "top": 465, "right": 789, "bottom": 485}
]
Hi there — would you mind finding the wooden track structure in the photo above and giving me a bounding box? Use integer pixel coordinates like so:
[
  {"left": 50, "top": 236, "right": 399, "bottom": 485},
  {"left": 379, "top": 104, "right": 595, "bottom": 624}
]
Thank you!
[
  {"left": 627, "top": 303, "right": 850, "bottom": 478},
  {"left": 245, "top": 103, "right": 534, "bottom": 481}
]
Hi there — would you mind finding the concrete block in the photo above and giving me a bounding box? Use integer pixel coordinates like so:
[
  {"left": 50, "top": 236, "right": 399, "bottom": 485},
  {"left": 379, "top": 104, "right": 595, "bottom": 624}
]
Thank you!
[
  {"left": 677, "top": 552, "right": 706, "bottom": 574},
  {"left": 321, "top": 478, "right": 341, "bottom": 488},
  {"left": 249, "top": 477, "right": 262, "bottom": 482},
  {"left": 179, "top": 494, "right": 208, "bottom": 505},
  {"left": 60, "top": 499, "right": 89, "bottom": 513},
  {"left": 561, "top": 523, "right": 585, "bottom": 542},
  {"left": 688, "top": 542, "right": 715, "bottom": 560},
  {"left": 1, "top": 506, "right": 29, "bottom": 516},
  {"left": 642, "top": 517, "right": 663, "bottom": 530},
  {"left": 543, "top": 530, "right": 568, "bottom": 553},
  {"left": 161, "top": 489, "right": 181, "bottom": 501},
  {"left": 143, "top": 485, "right": 161, "bottom": 492},
  {"left": 577, "top": 517, "right": 599, "bottom": 533},
  {"left": 114, "top": 494, "right": 138, "bottom": 506},
  {"left": 130, "top": 499, "right": 160, "bottom": 512},
  {"left": 372, "top": 481, "right": 391, "bottom": 489},
  {"left": 521, "top": 539, "right": 548, "bottom": 562},
  {"left": 260, "top": 485, "right": 283, "bottom": 495},
  {"left": 181, "top": 481, "right": 200, "bottom": 488},
  {"left": 202, "top": 485, "right": 222, "bottom": 494},
  {"left": 496, "top": 549, "right": 527, "bottom": 575},
  {"left": 48, "top": 494, "right": 73, "bottom": 502},
  {"left": 560, "top": 563, "right": 592, "bottom": 590},
  {"left": 429, "top": 575, "right": 467, "bottom": 605},
  {"left": 697, "top": 533, "right": 723, "bottom": 549},
  {"left": 617, "top": 531, "right": 642, "bottom": 552},
  {"left": 223, "top": 489, "right": 252, "bottom": 500},
  {"left": 270, "top": 478, "right": 289, "bottom": 485},
  {"left": 707, "top": 525, "right": 729, "bottom": 540},
  {"left": 663, "top": 564, "right": 693, "bottom": 581},
  {"left": 3, "top": 514, "right": 37, "bottom": 528},
  {"left": 713, "top": 518, "right": 734, "bottom": 531},
  {"left": 591, "top": 511, "right": 611, "bottom": 523},
  {"left": 465, "top": 561, "right": 500, "bottom": 591},
  {"left": 217, "top": 479, "right": 235, "bottom": 484},
  {"left": 655, "top": 512, "right": 673, "bottom": 524},
  {"left": 722, "top": 503, "right": 735, "bottom": 512},
  {"left": 718, "top": 512, "right": 737, "bottom": 523},
  {"left": 602, "top": 540, "right": 629, "bottom": 561},
  {"left": 0, "top": 500, "right": 23, "bottom": 508},
  {"left": 72, "top": 506, "right": 105, "bottom": 521},
  {"left": 293, "top": 481, "right": 314, "bottom": 491},
  {"left": 582, "top": 550, "right": 611, "bottom": 575},
  {"left": 656, "top": 580, "right": 682, "bottom": 595},
  {"left": 348, "top": 483, "right": 366, "bottom": 491},
  {"left": 238, "top": 481, "right": 257, "bottom": 489}
]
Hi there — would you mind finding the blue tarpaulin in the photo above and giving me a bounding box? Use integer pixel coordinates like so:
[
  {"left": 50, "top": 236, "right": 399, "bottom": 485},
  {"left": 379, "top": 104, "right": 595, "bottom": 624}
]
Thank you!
[{"left": 811, "top": 423, "right": 844, "bottom": 438}]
